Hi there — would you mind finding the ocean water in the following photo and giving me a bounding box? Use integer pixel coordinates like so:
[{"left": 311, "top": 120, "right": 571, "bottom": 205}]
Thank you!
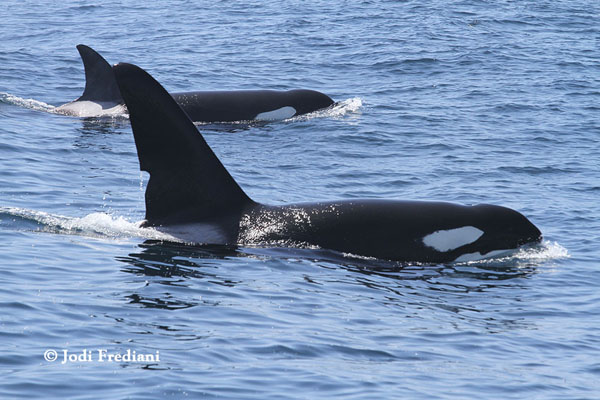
[{"left": 1, "top": 1, "right": 599, "bottom": 398}]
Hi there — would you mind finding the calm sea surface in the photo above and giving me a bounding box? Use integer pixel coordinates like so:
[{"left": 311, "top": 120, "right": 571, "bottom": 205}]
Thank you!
[{"left": 1, "top": 1, "right": 599, "bottom": 399}]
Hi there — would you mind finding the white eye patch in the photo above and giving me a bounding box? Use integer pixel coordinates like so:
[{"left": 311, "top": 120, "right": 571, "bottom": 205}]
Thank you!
[{"left": 422, "top": 226, "right": 484, "bottom": 252}]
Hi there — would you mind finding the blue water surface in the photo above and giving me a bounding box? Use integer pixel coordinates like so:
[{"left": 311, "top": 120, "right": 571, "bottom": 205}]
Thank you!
[{"left": 1, "top": 1, "right": 599, "bottom": 399}]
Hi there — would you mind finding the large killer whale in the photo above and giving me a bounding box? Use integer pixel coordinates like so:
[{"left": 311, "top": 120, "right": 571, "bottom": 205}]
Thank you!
[
  {"left": 57, "top": 45, "right": 334, "bottom": 121},
  {"left": 112, "top": 62, "right": 542, "bottom": 264}
]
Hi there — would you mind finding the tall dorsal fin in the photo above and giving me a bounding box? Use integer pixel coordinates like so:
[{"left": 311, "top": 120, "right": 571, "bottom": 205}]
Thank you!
[
  {"left": 76, "top": 44, "right": 123, "bottom": 102},
  {"left": 113, "top": 62, "right": 254, "bottom": 225}
]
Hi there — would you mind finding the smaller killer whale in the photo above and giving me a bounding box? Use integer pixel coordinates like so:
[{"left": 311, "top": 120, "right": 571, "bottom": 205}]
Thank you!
[
  {"left": 56, "top": 45, "right": 334, "bottom": 121},
  {"left": 113, "top": 62, "right": 542, "bottom": 264}
]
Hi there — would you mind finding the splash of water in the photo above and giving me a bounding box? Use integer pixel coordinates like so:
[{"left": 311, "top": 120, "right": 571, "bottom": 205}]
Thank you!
[
  {"left": 292, "top": 97, "right": 363, "bottom": 121},
  {"left": 515, "top": 240, "right": 569, "bottom": 261},
  {"left": 454, "top": 240, "right": 569, "bottom": 266},
  {"left": 0, "top": 206, "right": 176, "bottom": 242},
  {"left": 1, "top": 92, "right": 129, "bottom": 118},
  {"left": 0, "top": 92, "right": 56, "bottom": 113}
]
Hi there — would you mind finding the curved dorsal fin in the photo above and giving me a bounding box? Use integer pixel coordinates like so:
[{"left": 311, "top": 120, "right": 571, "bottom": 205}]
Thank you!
[
  {"left": 113, "top": 62, "right": 254, "bottom": 225},
  {"left": 76, "top": 44, "right": 123, "bottom": 102}
]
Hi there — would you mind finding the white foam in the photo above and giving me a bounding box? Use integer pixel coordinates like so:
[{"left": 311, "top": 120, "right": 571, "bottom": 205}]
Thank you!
[
  {"left": 0, "top": 92, "right": 55, "bottom": 113},
  {"left": 290, "top": 97, "right": 363, "bottom": 121},
  {"left": 0, "top": 206, "right": 173, "bottom": 242},
  {"left": 255, "top": 106, "right": 297, "bottom": 121},
  {"left": 453, "top": 241, "right": 569, "bottom": 264},
  {"left": 423, "top": 226, "right": 484, "bottom": 252},
  {"left": 515, "top": 240, "right": 570, "bottom": 261},
  {"left": 0, "top": 92, "right": 127, "bottom": 118},
  {"left": 341, "top": 252, "right": 378, "bottom": 261},
  {"left": 62, "top": 212, "right": 169, "bottom": 240},
  {"left": 328, "top": 97, "right": 363, "bottom": 117}
]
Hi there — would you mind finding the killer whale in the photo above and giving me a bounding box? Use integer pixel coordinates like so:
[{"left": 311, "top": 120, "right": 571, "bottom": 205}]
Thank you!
[
  {"left": 113, "top": 62, "right": 542, "bottom": 264},
  {"left": 56, "top": 45, "right": 334, "bottom": 121}
]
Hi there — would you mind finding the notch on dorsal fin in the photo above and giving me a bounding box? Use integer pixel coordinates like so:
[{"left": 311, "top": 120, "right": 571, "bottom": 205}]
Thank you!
[
  {"left": 113, "top": 62, "right": 254, "bottom": 225},
  {"left": 76, "top": 44, "right": 123, "bottom": 103}
]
